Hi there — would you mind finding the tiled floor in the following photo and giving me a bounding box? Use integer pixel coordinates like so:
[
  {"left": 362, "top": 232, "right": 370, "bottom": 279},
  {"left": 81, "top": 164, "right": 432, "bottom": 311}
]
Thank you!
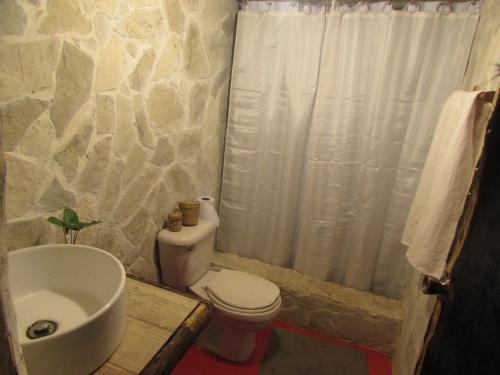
[{"left": 172, "top": 320, "right": 392, "bottom": 375}]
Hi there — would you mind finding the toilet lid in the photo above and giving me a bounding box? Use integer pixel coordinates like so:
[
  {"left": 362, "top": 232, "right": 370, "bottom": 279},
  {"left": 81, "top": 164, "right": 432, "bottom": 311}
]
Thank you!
[{"left": 206, "top": 269, "right": 280, "bottom": 310}]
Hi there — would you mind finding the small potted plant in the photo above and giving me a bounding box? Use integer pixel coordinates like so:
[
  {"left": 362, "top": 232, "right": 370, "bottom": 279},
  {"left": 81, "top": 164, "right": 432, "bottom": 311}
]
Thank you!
[{"left": 47, "top": 207, "right": 100, "bottom": 244}]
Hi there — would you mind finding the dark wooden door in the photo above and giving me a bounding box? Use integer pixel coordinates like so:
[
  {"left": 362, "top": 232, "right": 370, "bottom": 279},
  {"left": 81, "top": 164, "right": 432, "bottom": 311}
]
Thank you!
[{"left": 420, "top": 98, "right": 500, "bottom": 374}]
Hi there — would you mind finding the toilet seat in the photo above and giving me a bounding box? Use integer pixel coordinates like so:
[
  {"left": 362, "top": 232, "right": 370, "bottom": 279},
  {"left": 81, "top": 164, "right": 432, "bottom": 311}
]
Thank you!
[
  {"left": 206, "top": 288, "right": 281, "bottom": 314},
  {"left": 189, "top": 269, "right": 281, "bottom": 322},
  {"left": 206, "top": 269, "right": 280, "bottom": 311}
]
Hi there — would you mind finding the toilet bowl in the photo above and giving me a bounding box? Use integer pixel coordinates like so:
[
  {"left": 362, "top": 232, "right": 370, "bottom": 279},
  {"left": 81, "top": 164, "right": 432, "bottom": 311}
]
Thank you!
[
  {"left": 190, "top": 269, "right": 281, "bottom": 361},
  {"left": 157, "top": 219, "right": 281, "bottom": 362}
]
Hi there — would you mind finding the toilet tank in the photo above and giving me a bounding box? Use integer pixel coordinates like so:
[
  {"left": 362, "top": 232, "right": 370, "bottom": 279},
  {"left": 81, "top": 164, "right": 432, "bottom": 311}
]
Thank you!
[{"left": 157, "top": 219, "right": 216, "bottom": 288}]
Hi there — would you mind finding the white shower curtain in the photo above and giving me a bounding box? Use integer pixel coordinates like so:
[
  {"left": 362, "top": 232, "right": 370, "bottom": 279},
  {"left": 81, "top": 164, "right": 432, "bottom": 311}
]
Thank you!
[{"left": 218, "top": 1, "right": 479, "bottom": 298}]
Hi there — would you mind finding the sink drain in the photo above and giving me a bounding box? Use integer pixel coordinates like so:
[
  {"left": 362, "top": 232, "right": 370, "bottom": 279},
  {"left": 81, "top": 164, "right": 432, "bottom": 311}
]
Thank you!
[{"left": 26, "top": 320, "right": 58, "bottom": 340}]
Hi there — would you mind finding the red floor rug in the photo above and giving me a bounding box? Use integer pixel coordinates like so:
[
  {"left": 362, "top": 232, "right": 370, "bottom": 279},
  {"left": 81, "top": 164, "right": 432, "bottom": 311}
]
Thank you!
[{"left": 172, "top": 320, "right": 392, "bottom": 375}]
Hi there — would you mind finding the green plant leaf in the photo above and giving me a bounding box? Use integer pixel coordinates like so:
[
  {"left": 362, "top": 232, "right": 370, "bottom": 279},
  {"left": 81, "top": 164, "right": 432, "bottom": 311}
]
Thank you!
[
  {"left": 63, "top": 207, "right": 80, "bottom": 230},
  {"left": 47, "top": 207, "right": 101, "bottom": 244},
  {"left": 78, "top": 220, "right": 101, "bottom": 229},
  {"left": 47, "top": 217, "right": 65, "bottom": 227}
]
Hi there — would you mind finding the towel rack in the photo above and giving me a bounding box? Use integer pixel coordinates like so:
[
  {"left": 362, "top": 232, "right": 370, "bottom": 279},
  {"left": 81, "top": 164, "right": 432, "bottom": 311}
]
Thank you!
[
  {"left": 478, "top": 91, "right": 495, "bottom": 103},
  {"left": 472, "top": 85, "right": 495, "bottom": 102}
]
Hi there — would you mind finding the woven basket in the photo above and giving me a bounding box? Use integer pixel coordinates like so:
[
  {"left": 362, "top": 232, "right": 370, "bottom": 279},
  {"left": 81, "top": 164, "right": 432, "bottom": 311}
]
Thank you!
[
  {"left": 178, "top": 200, "right": 200, "bottom": 226},
  {"left": 166, "top": 210, "right": 182, "bottom": 232}
]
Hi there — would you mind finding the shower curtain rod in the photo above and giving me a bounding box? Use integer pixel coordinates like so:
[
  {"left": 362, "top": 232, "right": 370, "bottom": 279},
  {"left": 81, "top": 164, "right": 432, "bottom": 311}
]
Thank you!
[
  {"left": 237, "top": 0, "right": 478, "bottom": 6},
  {"left": 237, "top": 0, "right": 480, "bottom": 13}
]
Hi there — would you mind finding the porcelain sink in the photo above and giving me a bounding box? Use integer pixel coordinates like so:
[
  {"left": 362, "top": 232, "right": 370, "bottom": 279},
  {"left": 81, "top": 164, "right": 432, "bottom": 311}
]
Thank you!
[{"left": 8, "top": 244, "right": 126, "bottom": 375}]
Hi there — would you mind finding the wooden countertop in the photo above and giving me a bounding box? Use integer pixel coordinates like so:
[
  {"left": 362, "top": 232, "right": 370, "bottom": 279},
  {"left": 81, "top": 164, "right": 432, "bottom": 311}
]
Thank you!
[{"left": 94, "top": 277, "right": 212, "bottom": 375}]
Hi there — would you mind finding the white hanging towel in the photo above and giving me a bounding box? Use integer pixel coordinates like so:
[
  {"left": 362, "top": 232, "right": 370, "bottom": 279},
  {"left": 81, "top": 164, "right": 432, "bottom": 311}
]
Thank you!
[{"left": 403, "top": 90, "right": 488, "bottom": 279}]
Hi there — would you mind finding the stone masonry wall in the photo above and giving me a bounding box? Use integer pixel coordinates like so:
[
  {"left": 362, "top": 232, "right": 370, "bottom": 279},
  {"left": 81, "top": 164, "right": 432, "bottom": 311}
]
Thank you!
[
  {"left": 0, "top": 126, "right": 27, "bottom": 374},
  {"left": 0, "top": 0, "right": 238, "bottom": 282}
]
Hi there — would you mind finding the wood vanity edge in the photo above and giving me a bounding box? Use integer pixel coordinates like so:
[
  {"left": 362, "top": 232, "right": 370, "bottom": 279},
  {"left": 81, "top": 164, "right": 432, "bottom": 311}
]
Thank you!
[{"left": 126, "top": 275, "right": 213, "bottom": 375}]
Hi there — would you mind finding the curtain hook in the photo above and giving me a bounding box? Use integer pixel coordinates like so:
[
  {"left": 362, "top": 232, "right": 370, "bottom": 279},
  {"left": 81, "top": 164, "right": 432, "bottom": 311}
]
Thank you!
[
  {"left": 468, "top": 0, "right": 481, "bottom": 14},
  {"left": 335, "top": 0, "right": 350, "bottom": 14},
  {"left": 437, "top": 0, "right": 451, "bottom": 14},
  {"left": 238, "top": 0, "right": 247, "bottom": 11},
  {"left": 324, "top": 0, "right": 333, "bottom": 15},
  {"left": 358, "top": 0, "right": 369, "bottom": 13},
  {"left": 408, "top": 0, "right": 422, "bottom": 13},
  {"left": 265, "top": 1, "right": 272, "bottom": 13},
  {"left": 383, "top": 0, "right": 393, "bottom": 14}
]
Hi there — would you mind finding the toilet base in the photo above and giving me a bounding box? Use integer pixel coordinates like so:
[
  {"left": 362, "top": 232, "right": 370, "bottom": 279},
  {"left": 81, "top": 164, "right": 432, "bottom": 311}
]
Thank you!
[{"left": 196, "top": 311, "right": 260, "bottom": 362}]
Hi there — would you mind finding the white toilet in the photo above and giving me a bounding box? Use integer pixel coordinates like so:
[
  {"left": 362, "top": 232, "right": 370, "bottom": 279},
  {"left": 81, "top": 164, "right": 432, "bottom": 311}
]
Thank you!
[{"left": 157, "top": 219, "right": 281, "bottom": 362}]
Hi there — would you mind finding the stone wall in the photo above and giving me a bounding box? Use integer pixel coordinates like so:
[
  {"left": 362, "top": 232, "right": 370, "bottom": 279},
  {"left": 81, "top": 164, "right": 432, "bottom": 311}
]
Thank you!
[
  {"left": 0, "top": 0, "right": 238, "bottom": 282},
  {"left": 0, "top": 130, "right": 27, "bottom": 374},
  {"left": 212, "top": 251, "right": 403, "bottom": 356},
  {"left": 392, "top": 1, "right": 500, "bottom": 373}
]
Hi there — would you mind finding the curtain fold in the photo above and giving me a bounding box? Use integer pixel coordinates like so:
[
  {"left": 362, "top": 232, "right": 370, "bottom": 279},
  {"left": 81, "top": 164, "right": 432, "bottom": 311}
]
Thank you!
[
  {"left": 218, "top": 3, "right": 478, "bottom": 298},
  {"left": 218, "top": 12, "right": 325, "bottom": 266}
]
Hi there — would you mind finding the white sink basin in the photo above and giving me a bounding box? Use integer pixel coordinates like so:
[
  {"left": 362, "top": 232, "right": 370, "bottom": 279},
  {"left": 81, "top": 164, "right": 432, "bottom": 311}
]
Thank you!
[{"left": 8, "top": 244, "right": 126, "bottom": 375}]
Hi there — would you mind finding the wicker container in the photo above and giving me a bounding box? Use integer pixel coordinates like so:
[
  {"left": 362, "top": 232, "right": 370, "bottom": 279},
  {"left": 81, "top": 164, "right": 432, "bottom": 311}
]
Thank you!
[
  {"left": 166, "top": 210, "right": 182, "bottom": 232},
  {"left": 178, "top": 200, "right": 200, "bottom": 226}
]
